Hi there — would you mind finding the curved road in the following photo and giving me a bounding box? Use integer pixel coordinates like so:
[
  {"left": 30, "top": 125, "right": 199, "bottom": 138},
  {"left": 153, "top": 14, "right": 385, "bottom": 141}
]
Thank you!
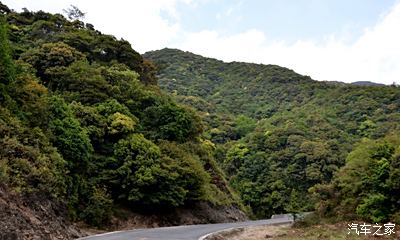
[{"left": 78, "top": 216, "right": 293, "bottom": 240}]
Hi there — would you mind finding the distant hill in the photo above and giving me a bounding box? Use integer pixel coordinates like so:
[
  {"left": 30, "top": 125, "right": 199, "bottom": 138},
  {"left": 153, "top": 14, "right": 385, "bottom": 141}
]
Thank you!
[
  {"left": 351, "top": 81, "right": 386, "bottom": 86},
  {"left": 144, "top": 48, "right": 321, "bottom": 117},
  {"left": 144, "top": 48, "right": 398, "bottom": 120},
  {"left": 144, "top": 48, "right": 400, "bottom": 219}
]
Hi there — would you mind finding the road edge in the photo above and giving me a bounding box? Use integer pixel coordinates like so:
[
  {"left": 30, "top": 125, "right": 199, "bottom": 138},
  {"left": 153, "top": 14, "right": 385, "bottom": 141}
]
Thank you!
[
  {"left": 198, "top": 221, "right": 293, "bottom": 240},
  {"left": 198, "top": 227, "right": 245, "bottom": 240}
]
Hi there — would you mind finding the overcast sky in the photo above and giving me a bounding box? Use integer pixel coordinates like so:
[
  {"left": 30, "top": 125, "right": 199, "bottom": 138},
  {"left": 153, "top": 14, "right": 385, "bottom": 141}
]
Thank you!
[{"left": 4, "top": 0, "right": 400, "bottom": 84}]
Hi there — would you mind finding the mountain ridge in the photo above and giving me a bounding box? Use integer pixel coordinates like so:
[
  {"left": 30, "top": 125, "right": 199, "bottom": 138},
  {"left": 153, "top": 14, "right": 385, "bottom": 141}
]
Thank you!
[{"left": 145, "top": 48, "right": 387, "bottom": 88}]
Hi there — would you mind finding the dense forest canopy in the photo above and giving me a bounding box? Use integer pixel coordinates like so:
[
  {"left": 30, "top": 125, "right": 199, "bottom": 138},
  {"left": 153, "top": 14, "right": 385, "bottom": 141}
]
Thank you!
[
  {"left": 0, "top": 4, "right": 241, "bottom": 227},
  {"left": 145, "top": 48, "right": 400, "bottom": 222}
]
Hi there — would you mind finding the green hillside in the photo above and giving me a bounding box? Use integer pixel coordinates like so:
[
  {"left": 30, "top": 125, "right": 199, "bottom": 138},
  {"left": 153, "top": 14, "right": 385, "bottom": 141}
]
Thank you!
[
  {"left": 144, "top": 48, "right": 400, "bottom": 222},
  {"left": 0, "top": 5, "right": 243, "bottom": 232}
]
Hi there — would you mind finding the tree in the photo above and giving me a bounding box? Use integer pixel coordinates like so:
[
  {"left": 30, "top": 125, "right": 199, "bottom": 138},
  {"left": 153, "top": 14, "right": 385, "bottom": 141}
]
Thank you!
[
  {"left": 142, "top": 101, "right": 203, "bottom": 142},
  {"left": 233, "top": 115, "right": 256, "bottom": 138},
  {"left": 313, "top": 136, "right": 400, "bottom": 223},
  {"left": 63, "top": 5, "right": 85, "bottom": 21},
  {"left": 224, "top": 143, "right": 249, "bottom": 177},
  {"left": 0, "top": 2, "right": 11, "bottom": 14},
  {"left": 20, "top": 42, "right": 85, "bottom": 84},
  {"left": 111, "top": 134, "right": 166, "bottom": 205},
  {"left": 48, "top": 96, "right": 93, "bottom": 173},
  {"left": 45, "top": 61, "right": 112, "bottom": 104}
]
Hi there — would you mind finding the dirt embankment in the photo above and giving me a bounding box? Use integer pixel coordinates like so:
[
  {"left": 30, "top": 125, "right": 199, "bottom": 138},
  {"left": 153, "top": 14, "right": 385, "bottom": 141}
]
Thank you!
[
  {"left": 0, "top": 185, "right": 83, "bottom": 240},
  {"left": 0, "top": 182, "right": 247, "bottom": 239},
  {"left": 89, "top": 201, "right": 247, "bottom": 234}
]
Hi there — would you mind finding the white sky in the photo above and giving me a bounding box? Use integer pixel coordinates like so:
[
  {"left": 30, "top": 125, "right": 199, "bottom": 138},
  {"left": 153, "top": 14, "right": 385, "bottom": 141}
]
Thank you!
[{"left": 4, "top": 0, "right": 400, "bottom": 84}]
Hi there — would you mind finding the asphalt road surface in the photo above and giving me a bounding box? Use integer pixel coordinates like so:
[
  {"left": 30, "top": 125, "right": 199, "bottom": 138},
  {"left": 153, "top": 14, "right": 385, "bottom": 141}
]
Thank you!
[{"left": 78, "top": 215, "right": 293, "bottom": 240}]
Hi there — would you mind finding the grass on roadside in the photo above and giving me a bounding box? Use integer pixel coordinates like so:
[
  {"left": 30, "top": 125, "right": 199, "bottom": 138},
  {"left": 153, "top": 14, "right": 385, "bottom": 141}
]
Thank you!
[
  {"left": 232, "top": 223, "right": 399, "bottom": 240},
  {"left": 229, "top": 214, "right": 399, "bottom": 240}
]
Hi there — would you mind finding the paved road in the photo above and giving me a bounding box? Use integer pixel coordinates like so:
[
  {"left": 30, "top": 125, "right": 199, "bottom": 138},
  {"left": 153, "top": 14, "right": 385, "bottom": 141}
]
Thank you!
[{"left": 78, "top": 216, "right": 293, "bottom": 240}]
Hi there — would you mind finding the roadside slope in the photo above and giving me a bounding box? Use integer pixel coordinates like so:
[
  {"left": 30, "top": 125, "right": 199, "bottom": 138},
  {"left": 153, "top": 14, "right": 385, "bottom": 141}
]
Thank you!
[{"left": 0, "top": 185, "right": 83, "bottom": 239}]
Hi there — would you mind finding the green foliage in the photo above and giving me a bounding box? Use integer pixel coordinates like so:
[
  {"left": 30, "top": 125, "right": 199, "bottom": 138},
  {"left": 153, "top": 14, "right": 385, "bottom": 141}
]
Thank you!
[
  {"left": 7, "top": 71, "right": 48, "bottom": 126},
  {"left": 7, "top": 6, "right": 154, "bottom": 84},
  {"left": 142, "top": 101, "right": 203, "bottom": 142},
  {"left": 1, "top": 137, "right": 54, "bottom": 191},
  {"left": 48, "top": 96, "right": 92, "bottom": 172},
  {"left": 0, "top": 125, "right": 66, "bottom": 196},
  {"left": 46, "top": 60, "right": 112, "bottom": 104},
  {"left": 224, "top": 143, "right": 249, "bottom": 176},
  {"left": 158, "top": 141, "right": 209, "bottom": 201},
  {"left": 112, "top": 134, "right": 162, "bottom": 202},
  {"left": 80, "top": 186, "right": 113, "bottom": 226},
  {"left": 20, "top": 42, "right": 85, "bottom": 83},
  {"left": 0, "top": 15, "right": 14, "bottom": 84},
  {"left": 0, "top": 15, "right": 14, "bottom": 106},
  {"left": 108, "top": 112, "right": 137, "bottom": 135},
  {"left": 356, "top": 193, "right": 388, "bottom": 223},
  {"left": 109, "top": 135, "right": 210, "bottom": 208},
  {"left": 233, "top": 115, "right": 256, "bottom": 138},
  {"left": 312, "top": 136, "right": 400, "bottom": 223},
  {"left": 145, "top": 48, "right": 400, "bottom": 219}
]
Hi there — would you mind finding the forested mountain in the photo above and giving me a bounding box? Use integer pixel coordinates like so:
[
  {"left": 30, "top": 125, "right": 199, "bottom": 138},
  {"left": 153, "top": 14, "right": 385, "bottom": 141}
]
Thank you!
[
  {"left": 0, "top": 4, "right": 244, "bottom": 238},
  {"left": 1, "top": 2, "right": 400, "bottom": 238},
  {"left": 144, "top": 48, "right": 400, "bottom": 222}
]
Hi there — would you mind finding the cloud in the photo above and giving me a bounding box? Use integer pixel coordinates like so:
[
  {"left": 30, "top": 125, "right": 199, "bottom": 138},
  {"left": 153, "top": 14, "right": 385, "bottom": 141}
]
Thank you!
[
  {"left": 176, "top": 29, "right": 266, "bottom": 62},
  {"left": 177, "top": 2, "right": 400, "bottom": 84},
  {"left": 81, "top": 0, "right": 184, "bottom": 52}
]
